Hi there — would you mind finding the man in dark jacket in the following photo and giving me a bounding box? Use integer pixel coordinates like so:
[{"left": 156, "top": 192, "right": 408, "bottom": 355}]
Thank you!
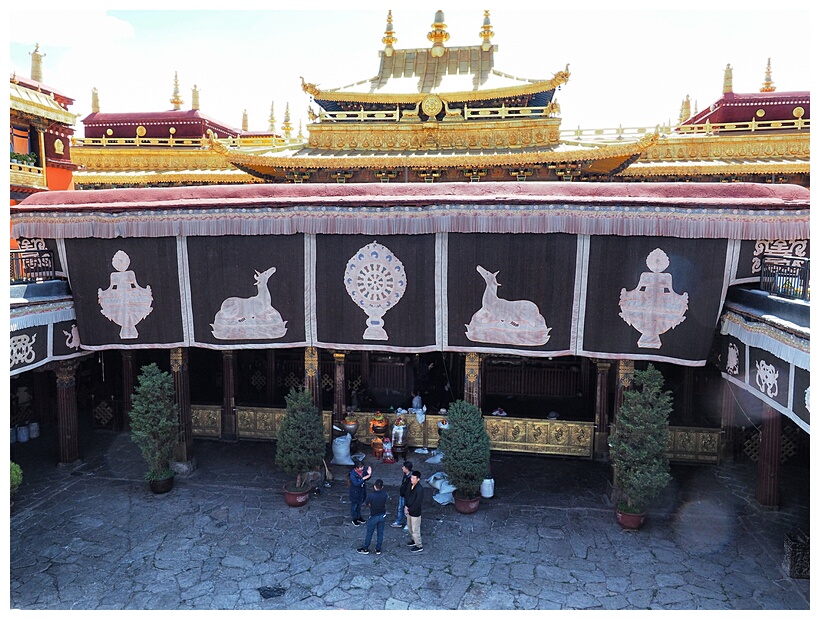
[
  {"left": 357, "top": 479, "right": 388, "bottom": 555},
  {"left": 349, "top": 461, "right": 372, "bottom": 526},
  {"left": 390, "top": 461, "right": 413, "bottom": 529},
  {"left": 403, "top": 470, "right": 424, "bottom": 553}
]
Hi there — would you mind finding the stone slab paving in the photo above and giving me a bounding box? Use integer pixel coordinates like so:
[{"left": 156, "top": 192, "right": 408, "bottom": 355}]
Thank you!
[{"left": 9, "top": 429, "right": 810, "bottom": 610}]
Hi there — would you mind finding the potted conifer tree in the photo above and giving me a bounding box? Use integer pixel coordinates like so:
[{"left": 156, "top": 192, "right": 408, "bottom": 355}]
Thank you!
[
  {"left": 129, "top": 363, "right": 179, "bottom": 494},
  {"left": 609, "top": 363, "right": 672, "bottom": 529},
  {"left": 11, "top": 461, "right": 23, "bottom": 511},
  {"left": 276, "top": 387, "right": 326, "bottom": 507},
  {"left": 439, "top": 399, "right": 491, "bottom": 514}
]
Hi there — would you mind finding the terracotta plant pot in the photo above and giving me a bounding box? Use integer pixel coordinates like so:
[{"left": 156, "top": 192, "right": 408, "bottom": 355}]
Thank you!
[
  {"left": 453, "top": 494, "right": 480, "bottom": 514},
  {"left": 283, "top": 484, "right": 310, "bottom": 507},
  {"left": 149, "top": 476, "right": 174, "bottom": 494},
  {"left": 615, "top": 507, "right": 646, "bottom": 530}
]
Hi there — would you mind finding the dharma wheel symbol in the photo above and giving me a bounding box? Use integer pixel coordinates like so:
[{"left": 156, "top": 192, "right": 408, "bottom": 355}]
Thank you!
[{"left": 344, "top": 241, "right": 407, "bottom": 340}]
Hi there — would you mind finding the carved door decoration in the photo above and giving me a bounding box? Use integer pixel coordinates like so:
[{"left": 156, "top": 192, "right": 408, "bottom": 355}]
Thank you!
[
  {"left": 344, "top": 241, "right": 407, "bottom": 340},
  {"left": 465, "top": 265, "right": 551, "bottom": 346},
  {"left": 211, "top": 266, "right": 288, "bottom": 340},
  {"left": 98, "top": 250, "right": 153, "bottom": 339},
  {"left": 619, "top": 248, "right": 688, "bottom": 349}
]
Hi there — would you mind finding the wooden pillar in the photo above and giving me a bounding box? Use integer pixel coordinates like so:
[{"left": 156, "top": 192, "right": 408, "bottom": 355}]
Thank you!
[
  {"left": 266, "top": 350, "right": 276, "bottom": 404},
  {"left": 333, "top": 352, "right": 346, "bottom": 424},
  {"left": 221, "top": 350, "right": 237, "bottom": 441},
  {"left": 593, "top": 360, "right": 613, "bottom": 461},
  {"left": 304, "top": 347, "right": 321, "bottom": 408},
  {"left": 121, "top": 350, "right": 134, "bottom": 430},
  {"left": 679, "top": 367, "right": 694, "bottom": 424},
  {"left": 464, "top": 352, "right": 481, "bottom": 407},
  {"left": 360, "top": 351, "right": 370, "bottom": 390},
  {"left": 170, "top": 348, "right": 195, "bottom": 473},
  {"left": 719, "top": 381, "right": 736, "bottom": 463},
  {"left": 755, "top": 406, "right": 781, "bottom": 508},
  {"left": 55, "top": 359, "right": 81, "bottom": 466}
]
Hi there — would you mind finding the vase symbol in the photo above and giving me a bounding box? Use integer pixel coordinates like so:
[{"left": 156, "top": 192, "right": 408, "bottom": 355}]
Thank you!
[
  {"left": 98, "top": 250, "right": 153, "bottom": 339},
  {"left": 619, "top": 248, "right": 688, "bottom": 349}
]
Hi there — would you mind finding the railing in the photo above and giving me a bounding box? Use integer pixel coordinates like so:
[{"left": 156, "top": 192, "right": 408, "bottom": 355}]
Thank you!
[
  {"left": 760, "top": 255, "right": 810, "bottom": 301},
  {"left": 10, "top": 249, "right": 56, "bottom": 284}
]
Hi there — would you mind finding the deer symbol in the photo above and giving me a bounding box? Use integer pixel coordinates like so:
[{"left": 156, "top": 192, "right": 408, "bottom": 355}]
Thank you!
[
  {"left": 465, "top": 265, "right": 551, "bottom": 346},
  {"left": 212, "top": 266, "right": 287, "bottom": 339}
]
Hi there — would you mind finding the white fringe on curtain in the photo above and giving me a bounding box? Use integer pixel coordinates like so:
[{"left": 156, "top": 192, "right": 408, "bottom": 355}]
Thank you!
[
  {"left": 10, "top": 306, "right": 75, "bottom": 331},
  {"left": 720, "top": 311, "right": 809, "bottom": 370},
  {"left": 12, "top": 204, "right": 810, "bottom": 241}
]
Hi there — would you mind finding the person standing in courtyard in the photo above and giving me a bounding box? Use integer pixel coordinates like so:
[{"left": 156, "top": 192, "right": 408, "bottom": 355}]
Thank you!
[
  {"left": 390, "top": 461, "right": 413, "bottom": 530},
  {"left": 404, "top": 470, "right": 424, "bottom": 553},
  {"left": 357, "top": 478, "right": 388, "bottom": 555},
  {"left": 349, "top": 460, "right": 371, "bottom": 526}
]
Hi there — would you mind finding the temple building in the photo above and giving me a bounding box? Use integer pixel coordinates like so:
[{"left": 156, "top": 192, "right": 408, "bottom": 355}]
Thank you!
[{"left": 10, "top": 11, "right": 809, "bottom": 515}]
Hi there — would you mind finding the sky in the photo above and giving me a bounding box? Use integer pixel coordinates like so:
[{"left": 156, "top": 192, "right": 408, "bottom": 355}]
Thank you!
[{"left": 8, "top": 2, "right": 813, "bottom": 138}]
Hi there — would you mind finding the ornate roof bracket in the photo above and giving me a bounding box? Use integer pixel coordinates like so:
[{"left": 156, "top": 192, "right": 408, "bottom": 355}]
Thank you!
[
  {"left": 417, "top": 169, "right": 442, "bottom": 183},
  {"left": 374, "top": 170, "right": 398, "bottom": 183},
  {"left": 463, "top": 168, "right": 487, "bottom": 182},
  {"left": 330, "top": 170, "right": 353, "bottom": 183},
  {"left": 508, "top": 167, "right": 535, "bottom": 181},
  {"left": 284, "top": 170, "right": 312, "bottom": 183}
]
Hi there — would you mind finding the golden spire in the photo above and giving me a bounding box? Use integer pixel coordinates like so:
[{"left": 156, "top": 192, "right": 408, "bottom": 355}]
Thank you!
[
  {"left": 678, "top": 95, "right": 691, "bottom": 124},
  {"left": 268, "top": 102, "right": 277, "bottom": 132},
  {"left": 297, "top": 120, "right": 304, "bottom": 140},
  {"left": 722, "top": 63, "right": 733, "bottom": 94},
  {"left": 760, "top": 58, "right": 776, "bottom": 92},
  {"left": 91, "top": 87, "right": 100, "bottom": 113},
  {"left": 30, "top": 44, "right": 44, "bottom": 83},
  {"left": 191, "top": 85, "right": 200, "bottom": 110},
  {"left": 382, "top": 10, "right": 397, "bottom": 57},
  {"left": 479, "top": 10, "right": 494, "bottom": 52},
  {"left": 170, "top": 72, "right": 184, "bottom": 110},
  {"left": 428, "top": 10, "right": 450, "bottom": 58},
  {"left": 242, "top": 109, "right": 249, "bottom": 132},
  {"left": 282, "top": 102, "right": 293, "bottom": 138}
]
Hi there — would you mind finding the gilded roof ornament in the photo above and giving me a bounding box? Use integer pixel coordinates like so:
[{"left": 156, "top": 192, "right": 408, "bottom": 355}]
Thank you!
[
  {"left": 678, "top": 95, "right": 691, "bottom": 124},
  {"left": 428, "top": 10, "right": 450, "bottom": 58},
  {"left": 760, "top": 58, "right": 776, "bottom": 93},
  {"left": 30, "top": 43, "right": 44, "bottom": 83},
  {"left": 242, "top": 109, "right": 248, "bottom": 132},
  {"left": 91, "top": 87, "right": 100, "bottom": 114},
  {"left": 300, "top": 76, "right": 320, "bottom": 97},
  {"left": 479, "top": 10, "right": 494, "bottom": 52},
  {"left": 269, "top": 102, "right": 277, "bottom": 132},
  {"left": 382, "top": 10, "right": 397, "bottom": 57},
  {"left": 192, "top": 85, "right": 200, "bottom": 111},
  {"left": 170, "top": 71, "right": 184, "bottom": 110},
  {"left": 282, "top": 102, "right": 293, "bottom": 138},
  {"left": 723, "top": 64, "right": 733, "bottom": 94}
]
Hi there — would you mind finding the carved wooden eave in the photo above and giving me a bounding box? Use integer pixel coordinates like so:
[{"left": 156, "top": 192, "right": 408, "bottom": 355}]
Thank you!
[
  {"left": 221, "top": 134, "right": 658, "bottom": 180},
  {"left": 302, "top": 70, "right": 570, "bottom": 107},
  {"left": 617, "top": 131, "right": 810, "bottom": 178},
  {"left": 73, "top": 169, "right": 261, "bottom": 187}
]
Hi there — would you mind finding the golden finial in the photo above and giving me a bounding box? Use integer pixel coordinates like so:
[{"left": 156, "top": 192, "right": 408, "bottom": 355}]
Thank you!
[
  {"left": 191, "top": 85, "right": 200, "bottom": 110},
  {"left": 479, "top": 10, "right": 494, "bottom": 52},
  {"left": 30, "top": 43, "right": 44, "bottom": 83},
  {"left": 91, "top": 87, "right": 100, "bottom": 114},
  {"left": 760, "top": 58, "right": 776, "bottom": 92},
  {"left": 282, "top": 102, "right": 293, "bottom": 138},
  {"left": 170, "top": 72, "right": 184, "bottom": 110},
  {"left": 297, "top": 120, "right": 304, "bottom": 140},
  {"left": 268, "top": 102, "right": 277, "bottom": 132},
  {"left": 382, "top": 10, "right": 397, "bottom": 57},
  {"left": 678, "top": 95, "right": 691, "bottom": 124},
  {"left": 722, "top": 63, "right": 733, "bottom": 94},
  {"left": 428, "top": 10, "right": 450, "bottom": 58},
  {"left": 242, "top": 109, "right": 248, "bottom": 132}
]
